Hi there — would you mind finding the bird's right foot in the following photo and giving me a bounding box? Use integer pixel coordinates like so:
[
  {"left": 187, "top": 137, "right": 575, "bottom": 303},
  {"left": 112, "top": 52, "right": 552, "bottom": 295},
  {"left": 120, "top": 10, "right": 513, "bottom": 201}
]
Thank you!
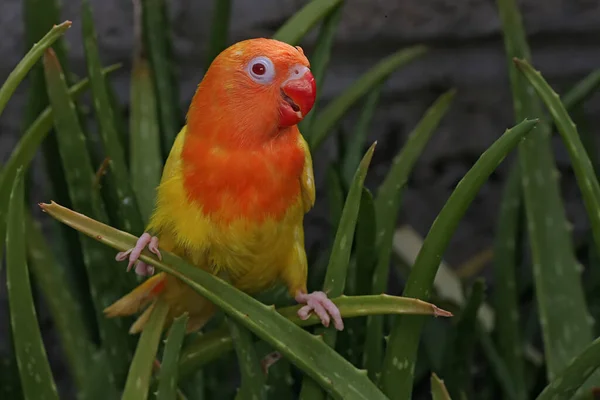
[{"left": 115, "top": 232, "right": 161, "bottom": 276}]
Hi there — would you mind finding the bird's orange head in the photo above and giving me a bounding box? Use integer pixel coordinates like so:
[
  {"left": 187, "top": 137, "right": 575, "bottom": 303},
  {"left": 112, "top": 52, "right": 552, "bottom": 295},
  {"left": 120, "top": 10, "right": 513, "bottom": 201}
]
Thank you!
[{"left": 186, "top": 38, "right": 316, "bottom": 147}]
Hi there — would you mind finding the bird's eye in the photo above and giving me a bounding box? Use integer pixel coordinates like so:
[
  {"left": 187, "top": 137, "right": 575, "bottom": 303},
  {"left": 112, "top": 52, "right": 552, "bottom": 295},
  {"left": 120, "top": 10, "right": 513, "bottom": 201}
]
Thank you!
[
  {"left": 247, "top": 56, "right": 275, "bottom": 84},
  {"left": 252, "top": 63, "right": 266, "bottom": 75}
]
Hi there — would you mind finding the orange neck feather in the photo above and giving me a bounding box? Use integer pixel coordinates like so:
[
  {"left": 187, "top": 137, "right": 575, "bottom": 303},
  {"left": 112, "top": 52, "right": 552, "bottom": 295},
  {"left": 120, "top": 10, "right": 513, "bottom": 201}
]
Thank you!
[{"left": 180, "top": 69, "right": 305, "bottom": 224}]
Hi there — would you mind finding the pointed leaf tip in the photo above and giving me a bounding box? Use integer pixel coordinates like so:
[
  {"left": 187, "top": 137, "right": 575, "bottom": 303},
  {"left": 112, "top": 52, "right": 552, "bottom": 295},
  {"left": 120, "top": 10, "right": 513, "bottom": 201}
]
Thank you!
[
  {"left": 38, "top": 202, "right": 52, "bottom": 211},
  {"left": 55, "top": 20, "right": 72, "bottom": 29},
  {"left": 433, "top": 306, "right": 453, "bottom": 318},
  {"left": 512, "top": 57, "right": 528, "bottom": 69},
  {"left": 43, "top": 49, "right": 59, "bottom": 68}
]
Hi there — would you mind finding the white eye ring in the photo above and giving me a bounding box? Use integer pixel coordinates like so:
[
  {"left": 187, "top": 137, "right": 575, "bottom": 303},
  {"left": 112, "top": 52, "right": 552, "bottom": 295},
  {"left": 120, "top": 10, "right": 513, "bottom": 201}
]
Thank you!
[{"left": 246, "top": 56, "right": 275, "bottom": 84}]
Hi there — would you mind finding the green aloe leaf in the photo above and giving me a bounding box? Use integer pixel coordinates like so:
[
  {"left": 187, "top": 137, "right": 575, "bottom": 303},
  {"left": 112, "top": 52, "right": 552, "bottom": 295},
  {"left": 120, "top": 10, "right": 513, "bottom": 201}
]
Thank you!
[
  {"left": 391, "top": 225, "right": 497, "bottom": 333},
  {"left": 299, "top": 143, "right": 376, "bottom": 399},
  {"left": 562, "top": 69, "right": 600, "bottom": 111},
  {"left": 340, "top": 188, "right": 376, "bottom": 365},
  {"left": 23, "top": 0, "right": 70, "bottom": 124},
  {"left": 227, "top": 318, "right": 266, "bottom": 400},
  {"left": 0, "top": 63, "right": 120, "bottom": 265},
  {"left": 43, "top": 48, "right": 135, "bottom": 383},
  {"left": 178, "top": 294, "right": 451, "bottom": 380},
  {"left": 41, "top": 202, "right": 385, "bottom": 400},
  {"left": 82, "top": 0, "right": 145, "bottom": 235},
  {"left": 353, "top": 189, "right": 377, "bottom": 298},
  {"left": 492, "top": 162, "right": 527, "bottom": 400},
  {"left": 364, "top": 89, "right": 455, "bottom": 380},
  {"left": 106, "top": 73, "right": 130, "bottom": 156},
  {"left": 141, "top": 0, "right": 181, "bottom": 155},
  {"left": 81, "top": 0, "right": 144, "bottom": 228},
  {"left": 535, "top": 336, "right": 600, "bottom": 400},
  {"left": 253, "top": 341, "right": 294, "bottom": 400},
  {"left": 379, "top": 118, "right": 538, "bottom": 399},
  {"left": 40, "top": 201, "right": 451, "bottom": 400},
  {"left": 341, "top": 84, "right": 384, "bottom": 184},
  {"left": 309, "top": 45, "right": 427, "bottom": 150},
  {"left": 6, "top": 169, "right": 59, "bottom": 400},
  {"left": 205, "top": 0, "right": 232, "bottom": 68},
  {"left": 273, "top": 0, "right": 342, "bottom": 46},
  {"left": 0, "top": 349, "right": 22, "bottom": 399},
  {"left": 123, "top": 300, "right": 170, "bottom": 400},
  {"left": 496, "top": 0, "right": 598, "bottom": 386},
  {"left": 25, "top": 212, "right": 102, "bottom": 394},
  {"left": 431, "top": 373, "right": 452, "bottom": 400},
  {"left": 515, "top": 58, "right": 600, "bottom": 258},
  {"left": 22, "top": 0, "right": 73, "bottom": 218},
  {"left": 129, "top": 55, "right": 163, "bottom": 223},
  {"left": 441, "top": 279, "right": 485, "bottom": 399},
  {"left": 79, "top": 351, "right": 119, "bottom": 400},
  {"left": 157, "top": 313, "right": 189, "bottom": 400},
  {"left": 298, "top": 2, "right": 344, "bottom": 136},
  {"left": 477, "top": 322, "right": 518, "bottom": 400},
  {"left": 0, "top": 20, "right": 71, "bottom": 116},
  {"left": 178, "top": 326, "right": 231, "bottom": 379},
  {"left": 326, "top": 165, "right": 346, "bottom": 234}
]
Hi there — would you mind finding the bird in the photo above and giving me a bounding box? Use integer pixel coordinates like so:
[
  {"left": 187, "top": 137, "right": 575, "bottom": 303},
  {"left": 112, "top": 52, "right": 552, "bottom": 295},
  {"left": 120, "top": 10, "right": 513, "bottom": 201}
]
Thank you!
[{"left": 103, "top": 38, "right": 344, "bottom": 334}]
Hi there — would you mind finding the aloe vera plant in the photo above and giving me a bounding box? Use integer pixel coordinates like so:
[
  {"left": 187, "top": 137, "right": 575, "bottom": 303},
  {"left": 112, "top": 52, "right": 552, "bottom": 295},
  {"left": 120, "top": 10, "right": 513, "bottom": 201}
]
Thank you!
[
  {"left": 495, "top": 0, "right": 599, "bottom": 390},
  {"left": 365, "top": 89, "right": 455, "bottom": 380},
  {"left": 156, "top": 313, "right": 189, "bottom": 400},
  {"left": 299, "top": 143, "right": 376, "bottom": 399},
  {"left": 431, "top": 373, "right": 452, "bottom": 400},
  {"left": 141, "top": 0, "right": 181, "bottom": 155},
  {"left": 309, "top": 45, "right": 428, "bottom": 150},
  {"left": 81, "top": 0, "right": 145, "bottom": 235},
  {"left": 178, "top": 294, "right": 452, "bottom": 379},
  {"left": 226, "top": 318, "right": 266, "bottom": 400},
  {"left": 441, "top": 279, "right": 485, "bottom": 398},
  {"left": 4, "top": 0, "right": 600, "bottom": 398},
  {"left": 514, "top": 58, "right": 600, "bottom": 257},
  {"left": 122, "top": 299, "right": 170, "bottom": 400},
  {"left": 22, "top": 0, "right": 73, "bottom": 214},
  {"left": 43, "top": 48, "right": 136, "bottom": 384},
  {"left": 7, "top": 170, "right": 59, "bottom": 400},
  {"left": 0, "top": 63, "right": 119, "bottom": 265},
  {"left": 0, "top": 21, "right": 71, "bottom": 116},
  {"left": 297, "top": 2, "right": 343, "bottom": 136},
  {"left": 273, "top": 0, "right": 342, "bottom": 46},
  {"left": 492, "top": 163, "right": 527, "bottom": 400},
  {"left": 379, "top": 118, "right": 537, "bottom": 398},
  {"left": 41, "top": 200, "right": 417, "bottom": 400}
]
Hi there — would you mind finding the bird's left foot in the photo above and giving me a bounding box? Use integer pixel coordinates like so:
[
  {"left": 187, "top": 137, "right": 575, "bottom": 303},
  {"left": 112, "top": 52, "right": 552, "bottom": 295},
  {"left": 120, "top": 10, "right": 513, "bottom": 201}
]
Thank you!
[
  {"left": 295, "top": 291, "right": 344, "bottom": 331},
  {"left": 115, "top": 232, "right": 161, "bottom": 276}
]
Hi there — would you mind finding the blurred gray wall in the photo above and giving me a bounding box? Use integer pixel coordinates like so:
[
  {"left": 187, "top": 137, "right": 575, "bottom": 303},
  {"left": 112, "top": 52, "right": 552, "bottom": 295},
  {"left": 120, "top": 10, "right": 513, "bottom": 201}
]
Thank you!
[
  {"left": 2, "top": 1, "right": 600, "bottom": 397},
  {"left": 1, "top": 0, "right": 600, "bottom": 269}
]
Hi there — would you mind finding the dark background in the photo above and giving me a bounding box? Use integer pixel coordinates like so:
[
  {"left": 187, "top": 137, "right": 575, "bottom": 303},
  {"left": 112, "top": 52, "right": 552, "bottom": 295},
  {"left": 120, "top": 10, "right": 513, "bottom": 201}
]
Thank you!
[{"left": 1, "top": 0, "right": 600, "bottom": 396}]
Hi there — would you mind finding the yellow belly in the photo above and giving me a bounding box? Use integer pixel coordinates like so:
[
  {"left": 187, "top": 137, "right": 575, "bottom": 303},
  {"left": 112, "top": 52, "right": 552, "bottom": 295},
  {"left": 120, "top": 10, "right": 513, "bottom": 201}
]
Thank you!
[{"left": 146, "top": 127, "right": 309, "bottom": 299}]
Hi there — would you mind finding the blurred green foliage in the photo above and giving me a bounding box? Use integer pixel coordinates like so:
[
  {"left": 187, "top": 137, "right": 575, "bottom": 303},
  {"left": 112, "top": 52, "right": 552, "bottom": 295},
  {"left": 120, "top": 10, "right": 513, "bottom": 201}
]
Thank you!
[{"left": 1, "top": 0, "right": 600, "bottom": 399}]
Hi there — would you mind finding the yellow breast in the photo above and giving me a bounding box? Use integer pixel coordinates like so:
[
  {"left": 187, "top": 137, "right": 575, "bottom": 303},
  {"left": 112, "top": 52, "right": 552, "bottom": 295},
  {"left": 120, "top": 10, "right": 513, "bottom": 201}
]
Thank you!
[{"left": 147, "top": 126, "right": 307, "bottom": 294}]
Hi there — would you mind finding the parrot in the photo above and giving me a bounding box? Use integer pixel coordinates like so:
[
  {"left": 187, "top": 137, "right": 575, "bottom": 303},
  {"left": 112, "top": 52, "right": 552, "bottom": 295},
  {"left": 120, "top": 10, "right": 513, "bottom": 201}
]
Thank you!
[{"left": 103, "top": 38, "right": 345, "bottom": 334}]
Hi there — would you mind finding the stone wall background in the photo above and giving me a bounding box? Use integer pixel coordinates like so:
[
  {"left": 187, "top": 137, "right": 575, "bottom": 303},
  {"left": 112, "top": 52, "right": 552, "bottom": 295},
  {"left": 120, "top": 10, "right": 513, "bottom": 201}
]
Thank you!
[{"left": 1, "top": 0, "right": 600, "bottom": 397}]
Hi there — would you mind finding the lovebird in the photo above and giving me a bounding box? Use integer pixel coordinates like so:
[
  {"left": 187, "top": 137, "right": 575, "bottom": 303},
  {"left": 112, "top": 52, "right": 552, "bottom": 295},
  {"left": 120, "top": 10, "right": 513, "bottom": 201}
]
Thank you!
[{"left": 103, "top": 38, "right": 344, "bottom": 334}]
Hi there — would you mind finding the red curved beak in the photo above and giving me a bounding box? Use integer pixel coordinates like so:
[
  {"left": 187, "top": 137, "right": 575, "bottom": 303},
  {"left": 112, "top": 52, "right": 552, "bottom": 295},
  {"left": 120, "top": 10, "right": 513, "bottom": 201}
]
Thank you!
[{"left": 279, "top": 66, "right": 316, "bottom": 127}]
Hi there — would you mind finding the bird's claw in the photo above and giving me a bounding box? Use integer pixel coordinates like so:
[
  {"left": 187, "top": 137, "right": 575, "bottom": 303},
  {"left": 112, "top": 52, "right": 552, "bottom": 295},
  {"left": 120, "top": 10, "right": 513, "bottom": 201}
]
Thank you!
[
  {"left": 295, "top": 291, "right": 344, "bottom": 331},
  {"left": 115, "top": 232, "right": 161, "bottom": 276}
]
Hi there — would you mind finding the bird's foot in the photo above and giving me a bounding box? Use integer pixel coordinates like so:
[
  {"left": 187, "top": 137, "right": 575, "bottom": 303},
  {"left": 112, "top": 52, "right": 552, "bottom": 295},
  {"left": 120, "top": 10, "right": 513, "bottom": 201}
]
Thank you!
[
  {"left": 295, "top": 291, "right": 344, "bottom": 331},
  {"left": 115, "top": 232, "right": 161, "bottom": 276}
]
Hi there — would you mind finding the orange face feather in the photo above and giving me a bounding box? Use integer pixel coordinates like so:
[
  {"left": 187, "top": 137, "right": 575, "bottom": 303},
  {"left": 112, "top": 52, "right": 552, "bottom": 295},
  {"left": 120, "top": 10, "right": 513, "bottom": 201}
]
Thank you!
[{"left": 181, "top": 38, "right": 316, "bottom": 223}]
